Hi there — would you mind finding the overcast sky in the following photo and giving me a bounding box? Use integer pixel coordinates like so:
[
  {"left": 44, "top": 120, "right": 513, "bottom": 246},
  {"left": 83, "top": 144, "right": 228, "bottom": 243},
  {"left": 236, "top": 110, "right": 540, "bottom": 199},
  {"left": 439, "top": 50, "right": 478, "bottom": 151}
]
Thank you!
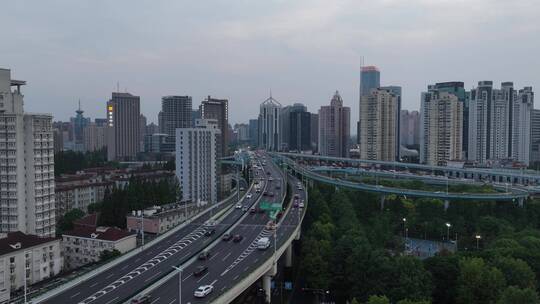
[{"left": 1, "top": 0, "right": 539, "bottom": 130}]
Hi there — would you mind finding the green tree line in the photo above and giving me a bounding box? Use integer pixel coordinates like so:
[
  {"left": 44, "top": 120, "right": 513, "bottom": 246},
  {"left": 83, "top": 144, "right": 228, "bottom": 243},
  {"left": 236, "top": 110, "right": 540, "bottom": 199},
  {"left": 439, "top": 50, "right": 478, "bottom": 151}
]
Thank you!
[
  {"left": 299, "top": 182, "right": 540, "bottom": 303},
  {"left": 54, "top": 149, "right": 116, "bottom": 176}
]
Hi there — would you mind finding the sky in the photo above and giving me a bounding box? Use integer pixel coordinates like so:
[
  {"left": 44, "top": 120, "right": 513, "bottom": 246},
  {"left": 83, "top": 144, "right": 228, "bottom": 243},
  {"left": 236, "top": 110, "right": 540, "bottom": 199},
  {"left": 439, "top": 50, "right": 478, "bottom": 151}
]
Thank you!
[{"left": 1, "top": 0, "right": 539, "bottom": 130}]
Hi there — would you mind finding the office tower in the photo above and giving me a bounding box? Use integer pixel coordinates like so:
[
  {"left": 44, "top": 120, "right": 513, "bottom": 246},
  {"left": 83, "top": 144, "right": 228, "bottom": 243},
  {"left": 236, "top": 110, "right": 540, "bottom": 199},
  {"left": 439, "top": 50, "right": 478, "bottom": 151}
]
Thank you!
[
  {"left": 106, "top": 92, "right": 141, "bottom": 161},
  {"left": 531, "top": 109, "right": 540, "bottom": 165},
  {"left": 71, "top": 101, "right": 89, "bottom": 151},
  {"left": 259, "top": 95, "right": 282, "bottom": 151},
  {"left": 512, "top": 87, "right": 534, "bottom": 164},
  {"left": 319, "top": 91, "right": 351, "bottom": 157},
  {"left": 310, "top": 113, "right": 319, "bottom": 152},
  {"left": 191, "top": 109, "right": 201, "bottom": 127},
  {"left": 431, "top": 82, "right": 468, "bottom": 158},
  {"left": 381, "top": 86, "right": 402, "bottom": 160},
  {"left": 248, "top": 119, "right": 259, "bottom": 147},
  {"left": 234, "top": 123, "right": 249, "bottom": 142},
  {"left": 280, "top": 103, "right": 310, "bottom": 152},
  {"left": 400, "top": 110, "right": 420, "bottom": 147},
  {"left": 0, "top": 68, "right": 55, "bottom": 237},
  {"left": 200, "top": 96, "right": 228, "bottom": 156},
  {"left": 358, "top": 66, "right": 381, "bottom": 144},
  {"left": 162, "top": 96, "right": 192, "bottom": 139},
  {"left": 94, "top": 118, "right": 108, "bottom": 127},
  {"left": 83, "top": 121, "right": 106, "bottom": 152},
  {"left": 176, "top": 119, "right": 220, "bottom": 204},
  {"left": 158, "top": 111, "right": 164, "bottom": 133},
  {"left": 139, "top": 114, "right": 147, "bottom": 151},
  {"left": 145, "top": 122, "right": 159, "bottom": 136},
  {"left": 53, "top": 128, "right": 63, "bottom": 153},
  {"left": 359, "top": 88, "right": 397, "bottom": 161},
  {"left": 468, "top": 81, "right": 494, "bottom": 163},
  {"left": 420, "top": 88, "right": 463, "bottom": 166}
]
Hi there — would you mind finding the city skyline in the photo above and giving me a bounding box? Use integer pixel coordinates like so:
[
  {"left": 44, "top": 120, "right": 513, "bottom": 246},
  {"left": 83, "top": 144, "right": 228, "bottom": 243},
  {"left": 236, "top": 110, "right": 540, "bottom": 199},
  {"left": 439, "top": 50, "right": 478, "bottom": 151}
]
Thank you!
[{"left": 1, "top": 1, "right": 539, "bottom": 128}]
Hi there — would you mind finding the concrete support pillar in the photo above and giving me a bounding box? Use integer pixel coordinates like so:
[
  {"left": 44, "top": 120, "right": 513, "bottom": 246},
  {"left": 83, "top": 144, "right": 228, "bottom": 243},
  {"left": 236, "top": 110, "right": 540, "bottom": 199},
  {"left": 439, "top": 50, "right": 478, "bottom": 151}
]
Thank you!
[
  {"left": 263, "top": 274, "right": 272, "bottom": 303},
  {"left": 518, "top": 197, "right": 524, "bottom": 208},
  {"left": 295, "top": 229, "right": 301, "bottom": 240},
  {"left": 285, "top": 244, "right": 293, "bottom": 267},
  {"left": 444, "top": 200, "right": 450, "bottom": 211},
  {"left": 380, "top": 195, "right": 386, "bottom": 211}
]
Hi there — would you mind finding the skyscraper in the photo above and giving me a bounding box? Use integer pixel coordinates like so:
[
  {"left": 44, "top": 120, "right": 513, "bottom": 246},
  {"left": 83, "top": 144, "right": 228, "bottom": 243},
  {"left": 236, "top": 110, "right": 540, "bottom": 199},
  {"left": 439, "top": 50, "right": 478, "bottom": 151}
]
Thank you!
[
  {"left": 248, "top": 119, "right": 259, "bottom": 147},
  {"left": 259, "top": 95, "right": 282, "bottom": 151},
  {"left": 359, "top": 88, "right": 397, "bottom": 161},
  {"left": 358, "top": 66, "right": 381, "bottom": 144},
  {"left": 200, "top": 96, "right": 229, "bottom": 156},
  {"left": 162, "top": 96, "right": 192, "bottom": 138},
  {"left": 400, "top": 110, "right": 420, "bottom": 147},
  {"left": 71, "top": 101, "right": 89, "bottom": 151},
  {"left": 420, "top": 88, "right": 463, "bottom": 166},
  {"left": 319, "top": 91, "right": 350, "bottom": 157},
  {"left": 310, "top": 113, "right": 319, "bottom": 152},
  {"left": 280, "top": 103, "right": 310, "bottom": 152},
  {"left": 106, "top": 92, "right": 141, "bottom": 161},
  {"left": 512, "top": 87, "right": 534, "bottom": 164},
  {"left": 0, "top": 68, "right": 56, "bottom": 237},
  {"left": 381, "top": 85, "right": 402, "bottom": 160},
  {"left": 531, "top": 109, "right": 540, "bottom": 165},
  {"left": 176, "top": 119, "right": 220, "bottom": 204}
]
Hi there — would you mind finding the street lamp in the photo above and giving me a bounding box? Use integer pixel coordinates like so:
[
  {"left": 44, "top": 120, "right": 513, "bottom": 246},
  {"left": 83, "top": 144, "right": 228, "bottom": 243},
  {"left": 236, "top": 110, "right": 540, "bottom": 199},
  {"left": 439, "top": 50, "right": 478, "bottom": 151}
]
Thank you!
[
  {"left": 445, "top": 223, "right": 451, "bottom": 242},
  {"left": 475, "top": 234, "right": 482, "bottom": 250},
  {"left": 172, "top": 265, "right": 182, "bottom": 304},
  {"left": 402, "top": 218, "right": 407, "bottom": 239}
]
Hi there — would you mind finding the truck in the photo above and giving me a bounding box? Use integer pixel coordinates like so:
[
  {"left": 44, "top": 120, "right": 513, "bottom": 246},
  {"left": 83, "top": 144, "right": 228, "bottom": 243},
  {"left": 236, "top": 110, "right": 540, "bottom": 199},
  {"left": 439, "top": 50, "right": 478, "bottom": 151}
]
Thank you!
[{"left": 257, "top": 237, "right": 271, "bottom": 250}]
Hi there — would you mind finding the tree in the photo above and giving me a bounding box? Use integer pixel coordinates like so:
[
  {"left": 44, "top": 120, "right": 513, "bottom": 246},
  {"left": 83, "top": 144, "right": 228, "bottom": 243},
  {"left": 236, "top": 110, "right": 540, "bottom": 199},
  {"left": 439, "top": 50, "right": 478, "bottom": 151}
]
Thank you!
[
  {"left": 56, "top": 208, "right": 85, "bottom": 236},
  {"left": 100, "top": 249, "right": 121, "bottom": 262},
  {"left": 456, "top": 257, "right": 506, "bottom": 304},
  {"left": 365, "top": 295, "right": 390, "bottom": 304},
  {"left": 497, "top": 286, "right": 540, "bottom": 304},
  {"left": 397, "top": 300, "right": 431, "bottom": 304},
  {"left": 424, "top": 255, "right": 459, "bottom": 304},
  {"left": 491, "top": 256, "right": 536, "bottom": 289},
  {"left": 385, "top": 256, "right": 433, "bottom": 302}
]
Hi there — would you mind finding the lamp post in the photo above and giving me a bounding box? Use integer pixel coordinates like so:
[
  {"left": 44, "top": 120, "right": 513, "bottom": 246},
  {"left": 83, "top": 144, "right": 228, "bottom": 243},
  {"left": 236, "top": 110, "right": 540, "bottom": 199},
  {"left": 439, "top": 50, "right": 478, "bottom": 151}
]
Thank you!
[
  {"left": 24, "top": 251, "right": 28, "bottom": 304},
  {"left": 445, "top": 222, "right": 451, "bottom": 242},
  {"left": 139, "top": 210, "right": 145, "bottom": 249},
  {"left": 172, "top": 265, "right": 182, "bottom": 304},
  {"left": 475, "top": 234, "right": 481, "bottom": 250},
  {"left": 402, "top": 218, "right": 407, "bottom": 239}
]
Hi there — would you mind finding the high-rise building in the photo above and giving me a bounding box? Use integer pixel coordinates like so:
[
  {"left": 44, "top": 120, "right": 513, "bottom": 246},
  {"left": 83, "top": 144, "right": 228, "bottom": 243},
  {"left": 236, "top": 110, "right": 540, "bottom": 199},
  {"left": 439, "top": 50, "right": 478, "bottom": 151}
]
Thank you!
[
  {"left": 139, "top": 114, "right": 147, "bottom": 152},
  {"left": 512, "top": 87, "right": 534, "bottom": 165},
  {"left": 531, "top": 109, "right": 540, "bottom": 165},
  {"left": 248, "top": 119, "right": 259, "bottom": 147},
  {"left": 53, "top": 128, "right": 63, "bottom": 153},
  {"left": 259, "top": 95, "right": 282, "bottom": 151},
  {"left": 358, "top": 66, "right": 381, "bottom": 144},
  {"left": 359, "top": 88, "right": 397, "bottom": 161},
  {"left": 420, "top": 88, "right": 463, "bottom": 166},
  {"left": 145, "top": 122, "right": 159, "bottom": 136},
  {"left": 191, "top": 109, "right": 201, "bottom": 127},
  {"left": 280, "top": 103, "right": 310, "bottom": 152},
  {"left": 176, "top": 119, "right": 220, "bottom": 204},
  {"left": 319, "top": 91, "right": 350, "bottom": 157},
  {"left": 71, "top": 101, "right": 89, "bottom": 152},
  {"left": 200, "top": 96, "right": 228, "bottom": 156},
  {"left": 381, "top": 86, "right": 402, "bottom": 160},
  {"left": 234, "top": 123, "right": 249, "bottom": 142},
  {"left": 310, "top": 113, "right": 319, "bottom": 152},
  {"left": 162, "top": 96, "right": 192, "bottom": 139},
  {"left": 106, "top": 92, "right": 141, "bottom": 161},
  {"left": 0, "top": 68, "right": 56, "bottom": 237},
  {"left": 400, "top": 110, "right": 420, "bottom": 147},
  {"left": 83, "top": 121, "right": 106, "bottom": 152}
]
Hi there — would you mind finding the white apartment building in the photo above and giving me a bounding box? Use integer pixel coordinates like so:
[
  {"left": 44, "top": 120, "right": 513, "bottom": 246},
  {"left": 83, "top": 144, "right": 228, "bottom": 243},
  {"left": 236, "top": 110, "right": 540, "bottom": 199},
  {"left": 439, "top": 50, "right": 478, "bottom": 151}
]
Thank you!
[
  {"left": 62, "top": 226, "right": 136, "bottom": 270},
  {"left": 359, "top": 88, "right": 397, "bottom": 161},
  {"left": 176, "top": 119, "right": 220, "bottom": 204},
  {"left": 83, "top": 122, "right": 106, "bottom": 152},
  {"left": 512, "top": 87, "right": 534, "bottom": 165},
  {"left": 258, "top": 96, "right": 282, "bottom": 151},
  {"left": 0, "top": 232, "right": 62, "bottom": 303},
  {"left": 420, "top": 90, "right": 463, "bottom": 166},
  {"left": 0, "top": 68, "right": 55, "bottom": 237}
]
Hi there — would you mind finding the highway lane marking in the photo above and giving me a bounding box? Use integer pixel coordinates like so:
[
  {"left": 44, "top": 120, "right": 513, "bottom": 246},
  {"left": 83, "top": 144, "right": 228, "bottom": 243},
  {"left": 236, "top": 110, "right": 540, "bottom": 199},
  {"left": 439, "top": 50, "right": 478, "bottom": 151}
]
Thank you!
[
  {"left": 221, "top": 286, "right": 227, "bottom": 292},
  {"left": 222, "top": 252, "right": 232, "bottom": 261},
  {"left": 254, "top": 258, "right": 259, "bottom": 264},
  {"left": 120, "top": 264, "right": 130, "bottom": 271},
  {"left": 233, "top": 275, "right": 239, "bottom": 281},
  {"left": 196, "top": 272, "right": 210, "bottom": 283},
  {"left": 150, "top": 297, "right": 160, "bottom": 304},
  {"left": 70, "top": 292, "right": 80, "bottom": 298},
  {"left": 144, "top": 270, "right": 162, "bottom": 282},
  {"left": 209, "top": 252, "right": 220, "bottom": 260},
  {"left": 89, "top": 282, "right": 99, "bottom": 288},
  {"left": 210, "top": 279, "right": 218, "bottom": 286},
  {"left": 104, "top": 297, "right": 119, "bottom": 304},
  {"left": 168, "top": 299, "right": 176, "bottom": 304},
  {"left": 105, "top": 273, "right": 115, "bottom": 279},
  {"left": 182, "top": 273, "right": 193, "bottom": 281},
  {"left": 244, "top": 266, "right": 249, "bottom": 272}
]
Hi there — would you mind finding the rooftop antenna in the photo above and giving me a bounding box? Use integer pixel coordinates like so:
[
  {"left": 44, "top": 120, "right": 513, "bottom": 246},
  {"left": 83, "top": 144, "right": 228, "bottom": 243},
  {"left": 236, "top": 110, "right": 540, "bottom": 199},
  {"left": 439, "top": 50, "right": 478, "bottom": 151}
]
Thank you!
[
  {"left": 116, "top": 81, "right": 120, "bottom": 93},
  {"left": 270, "top": 88, "right": 273, "bottom": 99}
]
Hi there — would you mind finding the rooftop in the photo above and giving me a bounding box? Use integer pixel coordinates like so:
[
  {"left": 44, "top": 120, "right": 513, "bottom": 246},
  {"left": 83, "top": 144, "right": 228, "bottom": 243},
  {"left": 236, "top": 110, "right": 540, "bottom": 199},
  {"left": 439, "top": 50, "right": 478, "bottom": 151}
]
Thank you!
[
  {"left": 0, "top": 232, "right": 58, "bottom": 257},
  {"left": 63, "top": 226, "right": 135, "bottom": 241}
]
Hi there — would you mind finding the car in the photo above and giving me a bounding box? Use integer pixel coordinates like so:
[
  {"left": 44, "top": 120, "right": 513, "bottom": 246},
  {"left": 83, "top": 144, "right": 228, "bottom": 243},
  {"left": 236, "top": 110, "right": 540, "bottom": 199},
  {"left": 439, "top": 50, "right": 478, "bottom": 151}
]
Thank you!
[
  {"left": 293, "top": 201, "right": 299, "bottom": 208},
  {"left": 233, "top": 234, "right": 243, "bottom": 242},
  {"left": 242, "top": 206, "right": 248, "bottom": 212},
  {"left": 194, "top": 285, "right": 214, "bottom": 298},
  {"left": 246, "top": 194, "right": 253, "bottom": 199},
  {"left": 193, "top": 265, "right": 209, "bottom": 277},
  {"left": 250, "top": 207, "right": 256, "bottom": 213},
  {"left": 235, "top": 203, "right": 242, "bottom": 209},
  {"left": 240, "top": 187, "right": 245, "bottom": 191},
  {"left": 131, "top": 295, "right": 151, "bottom": 304},
  {"left": 265, "top": 221, "right": 276, "bottom": 230},
  {"left": 268, "top": 177, "right": 274, "bottom": 182},
  {"left": 222, "top": 233, "right": 232, "bottom": 241},
  {"left": 198, "top": 250, "right": 211, "bottom": 260},
  {"left": 297, "top": 186, "right": 303, "bottom": 191},
  {"left": 254, "top": 180, "right": 259, "bottom": 185},
  {"left": 204, "top": 228, "right": 216, "bottom": 236},
  {"left": 268, "top": 192, "right": 274, "bottom": 197},
  {"left": 299, "top": 201, "right": 305, "bottom": 208},
  {"left": 294, "top": 194, "right": 300, "bottom": 199},
  {"left": 263, "top": 191, "right": 268, "bottom": 196},
  {"left": 275, "top": 185, "right": 281, "bottom": 190},
  {"left": 266, "top": 171, "right": 271, "bottom": 175}
]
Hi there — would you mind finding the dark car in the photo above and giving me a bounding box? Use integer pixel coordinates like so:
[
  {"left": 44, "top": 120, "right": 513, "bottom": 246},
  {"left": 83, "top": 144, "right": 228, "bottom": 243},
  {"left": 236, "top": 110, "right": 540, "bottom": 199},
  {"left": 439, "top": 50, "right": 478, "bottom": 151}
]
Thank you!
[
  {"left": 204, "top": 228, "right": 216, "bottom": 236},
  {"left": 198, "top": 250, "right": 211, "bottom": 260},
  {"left": 193, "top": 265, "right": 209, "bottom": 277},
  {"left": 222, "top": 233, "right": 232, "bottom": 241},
  {"left": 233, "top": 234, "right": 243, "bottom": 242},
  {"left": 266, "top": 171, "right": 271, "bottom": 175},
  {"left": 131, "top": 295, "right": 151, "bottom": 304},
  {"left": 275, "top": 185, "right": 281, "bottom": 190},
  {"left": 250, "top": 207, "right": 256, "bottom": 213},
  {"left": 268, "top": 192, "right": 274, "bottom": 197},
  {"left": 263, "top": 191, "right": 268, "bottom": 196}
]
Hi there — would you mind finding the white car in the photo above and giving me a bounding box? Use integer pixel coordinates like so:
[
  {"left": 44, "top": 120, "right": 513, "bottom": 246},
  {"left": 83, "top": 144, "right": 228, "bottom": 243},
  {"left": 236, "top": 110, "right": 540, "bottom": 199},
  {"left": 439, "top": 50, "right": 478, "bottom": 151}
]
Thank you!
[
  {"left": 299, "top": 201, "right": 305, "bottom": 208},
  {"left": 194, "top": 285, "right": 214, "bottom": 298},
  {"left": 246, "top": 194, "right": 253, "bottom": 199},
  {"left": 235, "top": 203, "right": 242, "bottom": 209}
]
